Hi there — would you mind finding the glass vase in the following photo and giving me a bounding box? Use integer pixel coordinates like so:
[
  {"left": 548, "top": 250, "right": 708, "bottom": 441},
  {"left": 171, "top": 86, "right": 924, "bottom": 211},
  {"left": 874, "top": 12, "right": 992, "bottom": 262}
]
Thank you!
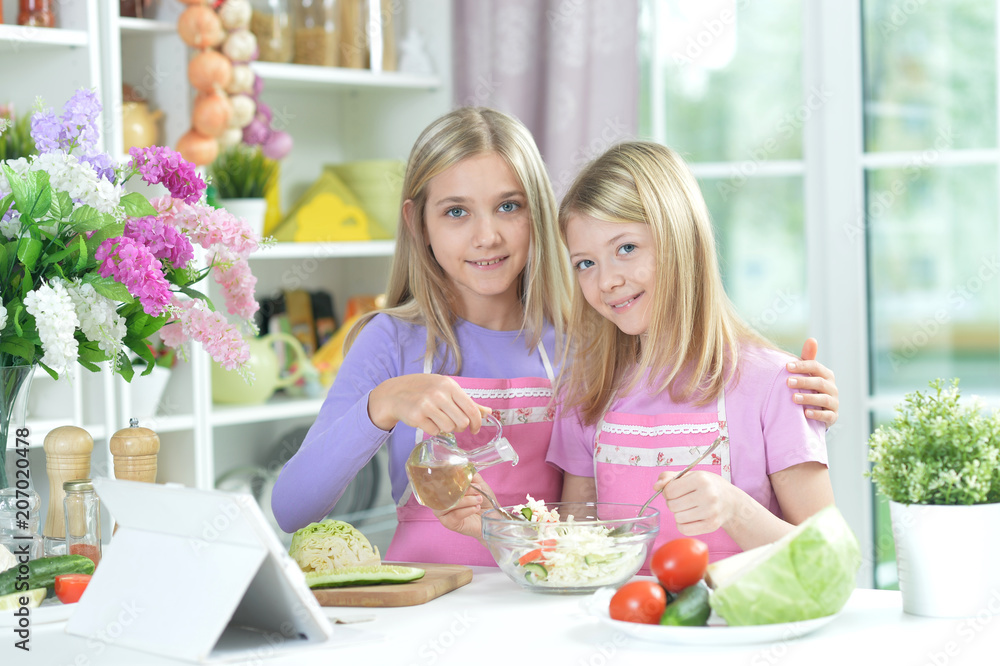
[{"left": 0, "top": 361, "right": 44, "bottom": 560}]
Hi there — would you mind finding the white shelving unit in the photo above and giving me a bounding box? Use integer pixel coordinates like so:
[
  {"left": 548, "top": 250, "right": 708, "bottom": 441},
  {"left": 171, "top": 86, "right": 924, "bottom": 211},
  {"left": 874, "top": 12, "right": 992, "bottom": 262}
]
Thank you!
[{"left": 5, "top": 0, "right": 452, "bottom": 552}]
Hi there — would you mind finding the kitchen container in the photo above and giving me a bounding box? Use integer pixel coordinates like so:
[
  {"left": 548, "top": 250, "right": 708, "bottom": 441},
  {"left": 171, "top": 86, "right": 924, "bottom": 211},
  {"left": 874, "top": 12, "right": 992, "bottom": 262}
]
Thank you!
[
  {"left": 64, "top": 479, "right": 101, "bottom": 567},
  {"left": 294, "top": 0, "right": 338, "bottom": 66},
  {"left": 251, "top": 0, "right": 294, "bottom": 63},
  {"left": 482, "top": 502, "right": 659, "bottom": 594}
]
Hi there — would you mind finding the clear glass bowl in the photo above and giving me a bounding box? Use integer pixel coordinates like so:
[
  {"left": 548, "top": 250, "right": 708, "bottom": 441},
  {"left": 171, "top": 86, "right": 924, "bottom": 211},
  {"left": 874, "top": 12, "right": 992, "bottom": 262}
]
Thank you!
[{"left": 482, "top": 502, "right": 659, "bottom": 594}]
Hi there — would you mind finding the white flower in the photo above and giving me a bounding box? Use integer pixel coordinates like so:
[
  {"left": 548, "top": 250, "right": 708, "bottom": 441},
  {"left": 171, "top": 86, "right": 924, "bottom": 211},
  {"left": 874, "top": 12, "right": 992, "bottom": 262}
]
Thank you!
[
  {"left": 23, "top": 281, "right": 79, "bottom": 377},
  {"left": 28, "top": 152, "right": 123, "bottom": 217},
  {"left": 64, "top": 279, "right": 126, "bottom": 359},
  {"left": 0, "top": 297, "right": 7, "bottom": 331}
]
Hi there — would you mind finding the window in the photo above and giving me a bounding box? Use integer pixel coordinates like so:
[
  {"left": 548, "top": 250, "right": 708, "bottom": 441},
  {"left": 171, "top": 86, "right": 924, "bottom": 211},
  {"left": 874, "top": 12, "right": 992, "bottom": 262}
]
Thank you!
[{"left": 640, "top": 0, "right": 999, "bottom": 589}]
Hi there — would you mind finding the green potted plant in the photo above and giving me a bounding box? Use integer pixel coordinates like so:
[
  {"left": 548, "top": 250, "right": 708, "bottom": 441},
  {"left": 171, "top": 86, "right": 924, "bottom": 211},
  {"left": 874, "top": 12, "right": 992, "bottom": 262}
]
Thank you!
[
  {"left": 122, "top": 340, "right": 178, "bottom": 422},
  {"left": 209, "top": 144, "right": 278, "bottom": 237},
  {"left": 867, "top": 378, "right": 1000, "bottom": 618},
  {"left": 0, "top": 106, "right": 35, "bottom": 161}
]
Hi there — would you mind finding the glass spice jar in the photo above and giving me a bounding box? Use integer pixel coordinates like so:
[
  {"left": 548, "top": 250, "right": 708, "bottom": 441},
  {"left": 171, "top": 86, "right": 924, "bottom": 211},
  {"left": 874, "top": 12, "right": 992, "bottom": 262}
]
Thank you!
[
  {"left": 64, "top": 479, "right": 101, "bottom": 568},
  {"left": 18, "top": 0, "right": 56, "bottom": 28},
  {"left": 250, "top": 0, "right": 294, "bottom": 63},
  {"left": 293, "top": 0, "right": 339, "bottom": 67}
]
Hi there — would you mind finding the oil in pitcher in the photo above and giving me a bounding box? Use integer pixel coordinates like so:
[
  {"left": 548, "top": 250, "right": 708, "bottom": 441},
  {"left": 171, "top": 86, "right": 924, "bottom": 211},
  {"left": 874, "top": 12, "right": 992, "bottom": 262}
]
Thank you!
[{"left": 405, "top": 414, "right": 517, "bottom": 511}]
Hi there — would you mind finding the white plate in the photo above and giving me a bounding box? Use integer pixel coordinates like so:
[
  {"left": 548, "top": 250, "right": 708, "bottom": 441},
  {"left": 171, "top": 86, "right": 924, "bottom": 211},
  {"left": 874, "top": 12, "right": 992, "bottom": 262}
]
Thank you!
[
  {"left": 0, "top": 600, "right": 74, "bottom": 627},
  {"left": 583, "top": 587, "right": 840, "bottom": 646}
]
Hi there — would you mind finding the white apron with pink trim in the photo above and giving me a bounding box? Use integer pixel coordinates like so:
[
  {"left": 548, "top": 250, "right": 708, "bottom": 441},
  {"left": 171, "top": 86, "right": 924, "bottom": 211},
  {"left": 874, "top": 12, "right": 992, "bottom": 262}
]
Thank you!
[
  {"left": 594, "top": 391, "right": 740, "bottom": 572},
  {"left": 385, "top": 342, "right": 562, "bottom": 566}
]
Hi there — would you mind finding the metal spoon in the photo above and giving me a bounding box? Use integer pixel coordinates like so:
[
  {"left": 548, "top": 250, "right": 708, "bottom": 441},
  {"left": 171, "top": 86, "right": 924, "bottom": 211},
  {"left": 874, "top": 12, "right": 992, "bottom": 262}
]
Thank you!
[
  {"left": 636, "top": 434, "right": 726, "bottom": 517},
  {"left": 470, "top": 484, "right": 524, "bottom": 521}
]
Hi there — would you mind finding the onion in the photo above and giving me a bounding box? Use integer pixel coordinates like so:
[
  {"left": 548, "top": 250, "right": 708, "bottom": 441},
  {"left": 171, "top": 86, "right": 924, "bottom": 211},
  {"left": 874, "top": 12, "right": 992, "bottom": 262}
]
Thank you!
[
  {"left": 217, "top": 0, "right": 252, "bottom": 31},
  {"left": 192, "top": 91, "right": 232, "bottom": 138},
  {"left": 222, "top": 29, "right": 257, "bottom": 63},
  {"left": 262, "top": 131, "right": 293, "bottom": 160},
  {"left": 225, "top": 65, "right": 255, "bottom": 95},
  {"left": 219, "top": 127, "right": 244, "bottom": 149},
  {"left": 255, "top": 101, "right": 273, "bottom": 125},
  {"left": 176, "top": 129, "right": 219, "bottom": 167},
  {"left": 177, "top": 5, "right": 225, "bottom": 49},
  {"left": 242, "top": 118, "right": 270, "bottom": 146},
  {"left": 228, "top": 94, "right": 257, "bottom": 129},
  {"left": 188, "top": 49, "right": 233, "bottom": 93}
]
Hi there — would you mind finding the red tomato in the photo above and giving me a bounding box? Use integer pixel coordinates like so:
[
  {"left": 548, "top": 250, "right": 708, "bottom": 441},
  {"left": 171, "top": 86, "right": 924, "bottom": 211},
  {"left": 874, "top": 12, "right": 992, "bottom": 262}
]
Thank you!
[
  {"left": 651, "top": 538, "right": 709, "bottom": 593},
  {"left": 608, "top": 580, "right": 667, "bottom": 624},
  {"left": 54, "top": 574, "right": 92, "bottom": 604}
]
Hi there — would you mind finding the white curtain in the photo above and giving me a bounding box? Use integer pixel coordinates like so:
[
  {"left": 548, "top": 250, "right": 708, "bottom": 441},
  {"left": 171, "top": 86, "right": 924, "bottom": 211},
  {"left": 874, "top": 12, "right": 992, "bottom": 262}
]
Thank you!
[{"left": 452, "top": 0, "right": 640, "bottom": 195}]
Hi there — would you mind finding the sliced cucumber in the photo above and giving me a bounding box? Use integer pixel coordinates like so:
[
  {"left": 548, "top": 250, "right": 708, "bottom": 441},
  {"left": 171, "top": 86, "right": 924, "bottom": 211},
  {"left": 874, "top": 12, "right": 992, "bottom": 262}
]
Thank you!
[
  {"left": 305, "top": 565, "right": 425, "bottom": 589},
  {"left": 520, "top": 507, "right": 533, "bottom": 520},
  {"left": 522, "top": 562, "right": 548, "bottom": 583},
  {"left": 585, "top": 552, "right": 624, "bottom": 566}
]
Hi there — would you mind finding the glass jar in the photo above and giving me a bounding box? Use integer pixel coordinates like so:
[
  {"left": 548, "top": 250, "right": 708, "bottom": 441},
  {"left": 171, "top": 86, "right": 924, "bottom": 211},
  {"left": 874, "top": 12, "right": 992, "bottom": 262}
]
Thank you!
[
  {"left": 338, "top": 0, "right": 368, "bottom": 68},
  {"left": 0, "top": 487, "right": 43, "bottom": 560},
  {"left": 251, "top": 0, "right": 294, "bottom": 63},
  {"left": 18, "top": 0, "right": 56, "bottom": 28},
  {"left": 64, "top": 479, "right": 101, "bottom": 568},
  {"left": 293, "top": 0, "right": 339, "bottom": 67}
]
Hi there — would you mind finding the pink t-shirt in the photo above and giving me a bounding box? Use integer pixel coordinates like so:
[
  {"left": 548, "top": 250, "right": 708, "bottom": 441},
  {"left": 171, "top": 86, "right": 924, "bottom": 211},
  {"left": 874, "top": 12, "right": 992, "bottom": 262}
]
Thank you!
[{"left": 545, "top": 345, "right": 827, "bottom": 515}]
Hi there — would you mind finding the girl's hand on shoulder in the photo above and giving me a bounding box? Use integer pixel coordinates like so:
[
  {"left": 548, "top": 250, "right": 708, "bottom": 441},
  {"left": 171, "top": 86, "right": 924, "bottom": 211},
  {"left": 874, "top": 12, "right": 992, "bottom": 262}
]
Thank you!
[
  {"left": 787, "top": 338, "right": 839, "bottom": 427},
  {"left": 655, "top": 471, "right": 738, "bottom": 536},
  {"left": 433, "top": 474, "right": 488, "bottom": 540},
  {"left": 369, "top": 373, "right": 492, "bottom": 435}
]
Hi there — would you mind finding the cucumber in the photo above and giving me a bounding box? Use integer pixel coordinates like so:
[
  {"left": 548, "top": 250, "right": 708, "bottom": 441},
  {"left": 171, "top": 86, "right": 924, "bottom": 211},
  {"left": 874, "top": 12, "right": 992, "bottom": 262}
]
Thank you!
[
  {"left": 520, "top": 507, "right": 533, "bottom": 520},
  {"left": 659, "top": 583, "right": 711, "bottom": 627},
  {"left": 522, "top": 562, "right": 548, "bottom": 583},
  {"left": 585, "top": 552, "right": 623, "bottom": 566},
  {"left": 305, "top": 565, "right": 425, "bottom": 588},
  {"left": 0, "top": 554, "right": 95, "bottom": 597}
]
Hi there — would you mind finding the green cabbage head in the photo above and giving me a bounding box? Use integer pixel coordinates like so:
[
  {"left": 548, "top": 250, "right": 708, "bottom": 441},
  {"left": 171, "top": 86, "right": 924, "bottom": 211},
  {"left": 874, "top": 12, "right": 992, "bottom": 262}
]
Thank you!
[
  {"left": 289, "top": 519, "right": 382, "bottom": 572},
  {"left": 706, "top": 505, "right": 861, "bottom": 625}
]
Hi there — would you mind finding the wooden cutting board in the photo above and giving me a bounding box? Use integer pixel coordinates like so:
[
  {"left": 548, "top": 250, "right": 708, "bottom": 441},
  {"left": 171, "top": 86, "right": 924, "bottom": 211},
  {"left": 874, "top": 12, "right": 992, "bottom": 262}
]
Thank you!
[{"left": 311, "top": 562, "right": 473, "bottom": 607}]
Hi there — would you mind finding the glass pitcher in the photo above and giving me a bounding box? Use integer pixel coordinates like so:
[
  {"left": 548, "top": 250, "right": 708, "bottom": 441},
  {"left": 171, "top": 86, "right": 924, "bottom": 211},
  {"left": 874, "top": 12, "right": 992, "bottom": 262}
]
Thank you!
[{"left": 405, "top": 413, "right": 517, "bottom": 511}]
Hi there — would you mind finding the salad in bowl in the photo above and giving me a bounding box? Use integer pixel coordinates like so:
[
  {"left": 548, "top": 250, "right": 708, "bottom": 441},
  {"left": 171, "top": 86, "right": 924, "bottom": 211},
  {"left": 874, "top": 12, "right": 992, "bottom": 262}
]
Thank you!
[{"left": 482, "top": 497, "right": 659, "bottom": 593}]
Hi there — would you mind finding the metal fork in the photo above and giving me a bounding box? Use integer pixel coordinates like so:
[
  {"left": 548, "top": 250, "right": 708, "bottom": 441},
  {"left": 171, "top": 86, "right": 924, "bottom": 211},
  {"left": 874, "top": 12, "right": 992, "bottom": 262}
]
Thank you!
[
  {"left": 470, "top": 484, "right": 524, "bottom": 521},
  {"left": 636, "top": 434, "right": 726, "bottom": 516}
]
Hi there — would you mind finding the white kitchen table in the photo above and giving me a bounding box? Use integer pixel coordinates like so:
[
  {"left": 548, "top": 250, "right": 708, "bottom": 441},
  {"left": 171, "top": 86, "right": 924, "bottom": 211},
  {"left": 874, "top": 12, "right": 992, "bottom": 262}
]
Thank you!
[{"left": 4, "top": 568, "right": 999, "bottom": 666}]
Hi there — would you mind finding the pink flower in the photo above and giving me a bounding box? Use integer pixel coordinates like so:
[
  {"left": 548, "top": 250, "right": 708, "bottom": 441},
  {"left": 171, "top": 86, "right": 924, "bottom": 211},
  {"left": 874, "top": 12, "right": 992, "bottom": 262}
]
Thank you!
[
  {"left": 211, "top": 251, "right": 259, "bottom": 319},
  {"left": 95, "top": 236, "right": 171, "bottom": 316},
  {"left": 129, "top": 146, "right": 206, "bottom": 203},
  {"left": 160, "top": 298, "right": 250, "bottom": 370},
  {"left": 124, "top": 215, "right": 194, "bottom": 268}
]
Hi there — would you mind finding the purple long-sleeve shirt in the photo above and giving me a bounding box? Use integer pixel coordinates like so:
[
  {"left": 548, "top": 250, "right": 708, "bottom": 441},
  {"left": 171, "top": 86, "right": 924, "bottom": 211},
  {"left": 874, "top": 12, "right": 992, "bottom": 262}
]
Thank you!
[{"left": 270, "top": 313, "right": 560, "bottom": 533}]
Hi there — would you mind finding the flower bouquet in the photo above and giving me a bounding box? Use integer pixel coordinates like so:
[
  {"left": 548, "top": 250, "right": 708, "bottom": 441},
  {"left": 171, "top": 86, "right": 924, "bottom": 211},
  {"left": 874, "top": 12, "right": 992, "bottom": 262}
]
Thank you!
[{"left": 0, "top": 89, "right": 262, "bottom": 488}]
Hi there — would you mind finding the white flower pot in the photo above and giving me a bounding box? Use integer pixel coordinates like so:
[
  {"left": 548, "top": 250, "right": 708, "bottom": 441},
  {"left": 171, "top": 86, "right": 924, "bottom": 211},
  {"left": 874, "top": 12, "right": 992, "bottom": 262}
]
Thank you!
[
  {"left": 890, "top": 501, "right": 1000, "bottom": 617},
  {"left": 121, "top": 365, "right": 172, "bottom": 423},
  {"left": 219, "top": 198, "right": 268, "bottom": 237}
]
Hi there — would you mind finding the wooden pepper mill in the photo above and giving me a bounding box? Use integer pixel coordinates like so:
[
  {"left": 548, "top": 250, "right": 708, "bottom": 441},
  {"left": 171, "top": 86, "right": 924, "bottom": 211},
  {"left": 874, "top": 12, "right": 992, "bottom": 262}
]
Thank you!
[
  {"left": 110, "top": 419, "right": 160, "bottom": 535},
  {"left": 42, "top": 426, "right": 94, "bottom": 551},
  {"left": 110, "top": 418, "right": 160, "bottom": 483}
]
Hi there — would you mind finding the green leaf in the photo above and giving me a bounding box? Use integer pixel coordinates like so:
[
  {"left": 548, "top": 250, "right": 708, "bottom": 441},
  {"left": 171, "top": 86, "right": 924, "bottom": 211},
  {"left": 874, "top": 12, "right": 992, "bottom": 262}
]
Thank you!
[
  {"left": 119, "top": 192, "right": 157, "bottom": 218},
  {"left": 69, "top": 205, "right": 111, "bottom": 232},
  {"left": 1, "top": 164, "right": 38, "bottom": 218},
  {"left": 41, "top": 240, "right": 75, "bottom": 266},
  {"left": 124, "top": 337, "right": 156, "bottom": 370},
  {"left": 0, "top": 337, "right": 36, "bottom": 363},
  {"left": 84, "top": 222, "right": 125, "bottom": 256},
  {"left": 0, "top": 193, "right": 12, "bottom": 219},
  {"left": 75, "top": 234, "right": 88, "bottom": 271},
  {"left": 77, "top": 340, "right": 111, "bottom": 364},
  {"left": 16, "top": 237, "right": 42, "bottom": 272},
  {"left": 116, "top": 353, "right": 135, "bottom": 382},
  {"left": 82, "top": 274, "right": 134, "bottom": 303},
  {"left": 179, "top": 286, "right": 214, "bottom": 310},
  {"left": 47, "top": 190, "right": 74, "bottom": 220}
]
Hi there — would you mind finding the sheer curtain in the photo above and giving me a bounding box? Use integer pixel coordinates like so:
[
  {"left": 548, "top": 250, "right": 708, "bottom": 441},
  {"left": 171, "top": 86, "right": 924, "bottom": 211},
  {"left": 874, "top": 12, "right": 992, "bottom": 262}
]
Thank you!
[{"left": 452, "top": 0, "right": 640, "bottom": 194}]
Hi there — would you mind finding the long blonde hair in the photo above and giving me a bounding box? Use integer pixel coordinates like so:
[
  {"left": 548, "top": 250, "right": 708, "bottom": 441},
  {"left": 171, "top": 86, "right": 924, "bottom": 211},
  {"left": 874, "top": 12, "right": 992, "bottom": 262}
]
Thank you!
[
  {"left": 558, "top": 141, "right": 774, "bottom": 424},
  {"left": 346, "top": 107, "right": 572, "bottom": 372}
]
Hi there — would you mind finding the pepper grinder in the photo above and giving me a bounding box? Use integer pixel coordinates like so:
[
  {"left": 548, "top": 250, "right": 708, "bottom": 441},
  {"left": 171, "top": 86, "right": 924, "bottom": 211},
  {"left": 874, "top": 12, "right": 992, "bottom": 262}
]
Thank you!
[
  {"left": 110, "top": 418, "right": 160, "bottom": 484},
  {"left": 42, "top": 425, "right": 94, "bottom": 556}
]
